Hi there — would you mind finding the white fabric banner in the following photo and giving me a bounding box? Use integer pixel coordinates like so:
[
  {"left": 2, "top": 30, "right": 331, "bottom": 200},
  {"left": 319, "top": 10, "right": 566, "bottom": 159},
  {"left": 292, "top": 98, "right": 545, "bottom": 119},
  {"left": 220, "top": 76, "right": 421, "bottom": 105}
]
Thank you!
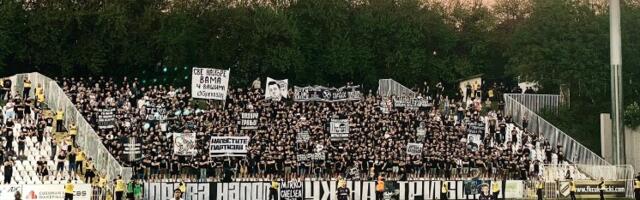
[
  {"left": 173, "top": 133, "right": 198, "bottom": 156},
  {"left": 406, "top": 143, "right": 423, "bottom": 155},
  {"left": 191, "top": 67, "right": 230, "bottom": 100},
  {"left": 21, "top": 184, "right": 92, "bottom": 200},
  {"left": 329, "top": 119, "right": 349, "bottom": 141},
  {"left": 416, "top": 127, "right": 426, "bottom": 141},
  {"left": 209, "top": 136, "right": 250, "bottom": 157},
  {"left": 504, "top": 180, "right": 524, "bottom": 198},
  {"left": 265, "top": 77, "right": 288, "bottom": 100},
  {"left": 467, "top": 134, "right": 482, "bottom": 144}
]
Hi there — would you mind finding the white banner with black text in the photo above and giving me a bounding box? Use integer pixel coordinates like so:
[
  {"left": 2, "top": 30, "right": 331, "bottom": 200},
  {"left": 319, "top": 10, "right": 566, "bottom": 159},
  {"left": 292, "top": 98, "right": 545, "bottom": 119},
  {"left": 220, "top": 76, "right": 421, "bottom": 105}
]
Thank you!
[
  {"left": 209, "top": 136, "right": 250, "bottom": 157},
  {"left": 406, "top": 143, "right": 423, "bottom": 155},
  {"left": 329, "top": 119, "right": 349, "bottom": 141},
  {"left": 21, "top": 184, "right": 92, "bottom": 200},
  {"left": 191, "top": 67, "right": 230, "bottom": 100}
]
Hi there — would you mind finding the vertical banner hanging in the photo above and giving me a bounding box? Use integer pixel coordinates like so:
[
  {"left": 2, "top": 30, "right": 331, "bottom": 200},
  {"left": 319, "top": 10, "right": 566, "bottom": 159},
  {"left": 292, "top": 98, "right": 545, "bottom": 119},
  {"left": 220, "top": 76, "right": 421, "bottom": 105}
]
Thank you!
[{"left": 191, "top": 67, "right": 230, "bottom": 100}]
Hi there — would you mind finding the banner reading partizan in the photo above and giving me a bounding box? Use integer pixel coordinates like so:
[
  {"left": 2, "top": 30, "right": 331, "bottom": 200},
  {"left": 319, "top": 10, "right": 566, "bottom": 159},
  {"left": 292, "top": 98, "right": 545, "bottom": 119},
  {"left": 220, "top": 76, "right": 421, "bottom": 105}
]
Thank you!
[
  {"left": 209, "top": 136, "right": 250, "bottom": 157},
  {"left": 406, "top": 143, "right": 423, "bottom": 155},
  {"left": 329, "top": 119, "right": 349, "bottom": 141},
  {"left": 293, "top": 85, "right": 361, "bottom": 102},
  {"left": 173, "top": 133, "right": 198, "bottom": 156},
  {"left": 265, "top": 77, "right": 288, "bottom": 100},
  {"left": 191, "top": 67, "right": 230, "bottom": 100}
]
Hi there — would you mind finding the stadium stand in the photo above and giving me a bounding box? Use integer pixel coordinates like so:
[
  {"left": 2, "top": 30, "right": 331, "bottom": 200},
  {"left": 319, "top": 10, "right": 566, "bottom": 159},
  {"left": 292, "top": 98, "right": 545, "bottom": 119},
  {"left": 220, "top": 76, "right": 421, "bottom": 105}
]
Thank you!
[
  {"left": 58, "top": 77, "right": 570, "bottom": 181},
  {"left": 2, "top": 73, "right": 633, "bottom": 200},
  {"left": 1, "top": 82, "right": 84, "bottom": 186}
]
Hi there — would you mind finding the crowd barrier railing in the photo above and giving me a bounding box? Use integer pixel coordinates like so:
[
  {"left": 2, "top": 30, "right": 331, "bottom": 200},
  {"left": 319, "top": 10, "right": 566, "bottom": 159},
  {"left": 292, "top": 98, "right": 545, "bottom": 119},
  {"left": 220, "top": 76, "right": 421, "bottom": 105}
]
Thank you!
[
  {"left": 506, "top": 93, "right": 561, "bottom": 113},
  {"left": 8, "top": 72, "right": 133, "bottom": 183},
  {"left": 377, "top": 79, "right": 416, "bottom": 97},
  {"left": 504, "top": 93, "right": 609, "bottom": 166}
]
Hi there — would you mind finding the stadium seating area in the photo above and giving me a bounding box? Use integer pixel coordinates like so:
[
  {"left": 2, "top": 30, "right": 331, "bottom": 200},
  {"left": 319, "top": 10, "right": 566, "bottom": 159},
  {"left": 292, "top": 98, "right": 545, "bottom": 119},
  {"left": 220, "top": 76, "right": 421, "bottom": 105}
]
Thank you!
[
  {"left": 1, "top": 90, "right": 83, "bottom": 185},
  {"left": 57, "top": 77, "right": 570, "bottom": 181}
]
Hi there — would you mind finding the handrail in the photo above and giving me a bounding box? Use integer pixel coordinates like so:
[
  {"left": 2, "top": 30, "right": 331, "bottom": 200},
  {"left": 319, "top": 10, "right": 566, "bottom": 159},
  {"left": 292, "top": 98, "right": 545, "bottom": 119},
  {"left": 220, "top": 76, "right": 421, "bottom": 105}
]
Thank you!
[
  {"left": 11, "top": 72, "right": 133, "bottom": 182},
  {"left": 504, "top": 93, "right": 609, "bottom": 166},
  {"left": 377, "top": 79, "right": 416, "bottom": 97}
]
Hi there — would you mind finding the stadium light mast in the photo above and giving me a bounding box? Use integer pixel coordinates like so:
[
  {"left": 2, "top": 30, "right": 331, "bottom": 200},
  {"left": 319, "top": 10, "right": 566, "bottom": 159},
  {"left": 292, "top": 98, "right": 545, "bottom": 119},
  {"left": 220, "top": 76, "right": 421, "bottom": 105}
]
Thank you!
[{"left": 610, "top": 0, "right": 625, "bottom": 165}]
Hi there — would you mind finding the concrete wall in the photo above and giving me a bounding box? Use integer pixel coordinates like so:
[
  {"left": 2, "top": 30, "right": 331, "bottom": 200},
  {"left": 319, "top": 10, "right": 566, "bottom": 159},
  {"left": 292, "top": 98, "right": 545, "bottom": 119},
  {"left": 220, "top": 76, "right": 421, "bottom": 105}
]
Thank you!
[{"left": 601, "top": 113, "right": 640, "bottom": 170}]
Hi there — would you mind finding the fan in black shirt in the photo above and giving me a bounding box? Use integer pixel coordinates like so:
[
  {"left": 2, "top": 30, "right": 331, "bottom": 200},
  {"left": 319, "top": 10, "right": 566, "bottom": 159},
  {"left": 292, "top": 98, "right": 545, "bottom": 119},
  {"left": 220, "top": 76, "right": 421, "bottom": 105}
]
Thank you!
[{"left": 337, "top": 181, "right": 350, "bottom": 200}]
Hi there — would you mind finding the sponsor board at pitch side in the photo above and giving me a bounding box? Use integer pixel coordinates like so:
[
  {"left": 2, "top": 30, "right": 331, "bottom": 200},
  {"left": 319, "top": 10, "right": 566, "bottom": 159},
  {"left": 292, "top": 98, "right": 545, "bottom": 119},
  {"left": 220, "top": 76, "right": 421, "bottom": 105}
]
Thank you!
[
  {"left": 144, "top": 180, "right": 516, "bottom": 200},
  {"left": 21, "top": 184, "right": 92, "bottom": 200}
]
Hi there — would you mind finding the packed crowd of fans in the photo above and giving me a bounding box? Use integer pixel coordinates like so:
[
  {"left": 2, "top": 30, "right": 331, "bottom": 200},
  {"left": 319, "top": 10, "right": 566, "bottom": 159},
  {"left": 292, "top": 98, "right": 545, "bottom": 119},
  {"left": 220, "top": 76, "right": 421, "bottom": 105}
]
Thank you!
[{"left": 57, "top": 77, "right": 563, "bottom": 182}]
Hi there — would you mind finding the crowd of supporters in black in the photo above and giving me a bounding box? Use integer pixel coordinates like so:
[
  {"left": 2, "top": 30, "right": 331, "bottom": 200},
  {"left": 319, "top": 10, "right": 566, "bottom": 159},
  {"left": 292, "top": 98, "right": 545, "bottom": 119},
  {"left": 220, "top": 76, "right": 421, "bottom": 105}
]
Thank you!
[{"left": 58, "top": 77, "right": 564, "bottom": 182}]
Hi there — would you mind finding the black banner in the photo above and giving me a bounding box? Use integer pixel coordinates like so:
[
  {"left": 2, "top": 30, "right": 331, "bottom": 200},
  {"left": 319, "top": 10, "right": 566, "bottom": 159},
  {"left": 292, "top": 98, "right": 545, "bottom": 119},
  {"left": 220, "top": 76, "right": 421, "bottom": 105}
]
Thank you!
[
  {"left": 97, "top": 108, "right": 115, "bottom": 129},
  {"left": 280, "top": 181, "right": 303, "bottom": 200},
  {"left": 145, "top": 104, "right": 167, "bottom": 121},
  {"left": 296, "top": 130, "right": 310, "bottom": 143},
  {"left": 239, "top": 112, "right": 259, "bottom": 130},
  {"left": 143, "top": 180, "right": 508, "bottom": 200},
  {"left": 293, "top": 85, "right": 361, "bottom": 102},
  {"left": 466, "top": 121, "right": 486, "bottom": 135}
]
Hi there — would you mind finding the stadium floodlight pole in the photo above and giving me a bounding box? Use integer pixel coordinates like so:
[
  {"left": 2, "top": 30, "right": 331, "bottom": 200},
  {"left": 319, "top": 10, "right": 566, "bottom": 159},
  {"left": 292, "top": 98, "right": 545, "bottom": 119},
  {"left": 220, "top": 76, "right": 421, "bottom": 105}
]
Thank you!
[{"left": 609, "top": 0, "right": 625, "bottom": 165}]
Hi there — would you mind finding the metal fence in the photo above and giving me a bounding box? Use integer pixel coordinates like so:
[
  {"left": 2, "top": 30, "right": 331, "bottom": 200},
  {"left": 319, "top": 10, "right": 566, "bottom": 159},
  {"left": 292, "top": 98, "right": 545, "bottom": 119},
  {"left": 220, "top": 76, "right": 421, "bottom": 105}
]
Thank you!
[
  {"left": 575, "top": 164, "right": 635, "bottom": 180},
  {"left": 377, "top": 79, "right": 416, "bottom": 97},
  {"left": 504, "top": 93, "right": 609, "bottom": 166},
  {"left": 507, "top": 93, "right": 562, "bottom": 113},
  {"left": 7, "top": 72, "right": 133, "bottom": 183}
]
